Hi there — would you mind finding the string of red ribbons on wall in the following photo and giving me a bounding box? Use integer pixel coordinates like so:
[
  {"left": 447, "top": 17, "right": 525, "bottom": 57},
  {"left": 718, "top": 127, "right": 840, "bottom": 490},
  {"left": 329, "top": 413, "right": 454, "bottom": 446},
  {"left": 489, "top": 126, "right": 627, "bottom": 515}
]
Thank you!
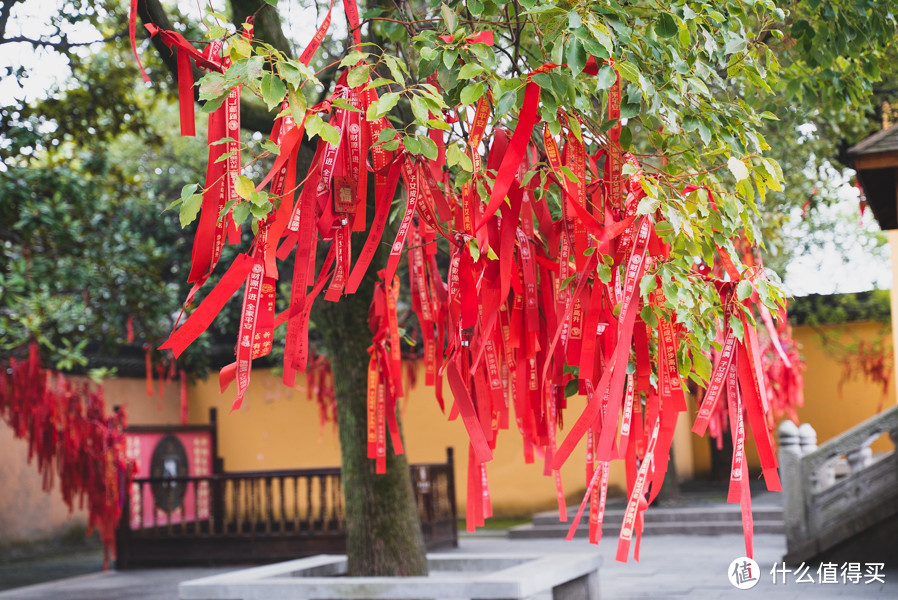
[{"left": 0, "top": 343, "right": 129, "bottom": 569}]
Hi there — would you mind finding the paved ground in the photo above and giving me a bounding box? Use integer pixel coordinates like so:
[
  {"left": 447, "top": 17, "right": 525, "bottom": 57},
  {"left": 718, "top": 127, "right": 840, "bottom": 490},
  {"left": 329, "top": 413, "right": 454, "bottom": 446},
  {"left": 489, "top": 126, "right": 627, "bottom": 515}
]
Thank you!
[
  {"left": 0, "top": 532, "right": 893, "bottom": 599},
  {"left": 0, "top": 551, "right": 104, "bottom": 592}
]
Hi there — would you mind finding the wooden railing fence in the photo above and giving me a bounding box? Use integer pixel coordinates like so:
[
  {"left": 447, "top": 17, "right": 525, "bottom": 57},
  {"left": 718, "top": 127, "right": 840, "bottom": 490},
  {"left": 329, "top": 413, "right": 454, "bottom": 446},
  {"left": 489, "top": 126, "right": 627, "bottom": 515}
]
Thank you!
[{"left": 116, "top": 410, "right": 457, "bottom": 568}]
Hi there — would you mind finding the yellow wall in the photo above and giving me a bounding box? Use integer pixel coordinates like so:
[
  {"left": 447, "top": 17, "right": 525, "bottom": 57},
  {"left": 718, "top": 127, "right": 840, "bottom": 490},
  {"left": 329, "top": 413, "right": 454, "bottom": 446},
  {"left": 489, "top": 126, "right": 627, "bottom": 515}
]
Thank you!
[
  {"left": 792, "top": 321, "right": 896, "bottom": 452},
  {"left": 189, "top": 365, "right": 698, "bottom": 518},
  {"left": 689, "top": 321, "right": 896, "bottom": 477},
  {"left": 0, "top": 376, "right": 183, "bottom": 546}
]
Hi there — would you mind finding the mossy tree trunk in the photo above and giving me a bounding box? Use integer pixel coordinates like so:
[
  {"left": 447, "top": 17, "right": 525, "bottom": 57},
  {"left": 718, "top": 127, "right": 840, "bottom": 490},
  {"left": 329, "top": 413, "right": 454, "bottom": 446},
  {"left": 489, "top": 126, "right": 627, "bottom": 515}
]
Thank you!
[
  {"left": 312, "top": 0, "right": 430, "bottom": 574},
  {"left": 315, "top": 253, "right": 429, "bottom": 576}
]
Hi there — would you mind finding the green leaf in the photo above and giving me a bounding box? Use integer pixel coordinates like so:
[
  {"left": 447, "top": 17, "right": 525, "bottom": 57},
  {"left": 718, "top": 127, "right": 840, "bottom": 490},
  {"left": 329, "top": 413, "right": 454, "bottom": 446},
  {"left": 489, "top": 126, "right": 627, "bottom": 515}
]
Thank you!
[
  {"left": 559, "top": 165, "right": 579, "bottom": 183},
  {"left": 725, "top": 36, "right": 747, "bottom": 55},
  {"left": 403, "top": 135, "right": 422, "bottom": 155},
  {"left": 218, "top": 197, "right": 238, "bottom": 223},
  {"left": 655, "top": 13, "right": 677, "bottom": 38},
  {"left": 367, "top": 92, "right": 400, "bottom": 120},
  {"left": 426, "top": 118, "right": 451, "bottom": 130},
  {"left": 737, "top": 279, "right": 754, "bottom": 301},
  {"left": 639, "top": 274, "right": 656, "bottom": 297},
  {"left": 201, "top": 93, "right": 228, "bottom": 114},
  {"left": 496, "top": 91, "right": 516, "bottom": 115},
  {"left": 594, "top": 64, "right": 617, "bottom": 90},
  {"left": 411, "top": 95, "right": 430, "bottom": 123},
  {"left": 331, "top": 98, "right": 361, "bottom": 112},
  {"left": 248, "top": 190, "right": 270, "bottom": 207},
  {"left": 214, "top": 149, "right": 238, "bottom": 164},
  {"left": 446, "top": 144, "right": 473, "bottom": 172},
  {"left": 692, "top": 350, "right": 712, "bottom": 381},
  {"left": 178, "top": 183, "right": 203, "bottom": 228},
  {"left": 262, "top": 0, "right": 278, "bottom": 6},
  {"left": 654, "top": 220, "right": 674, "bottom": 237},
  {"left": 320, "top": 123, "right": 341, "bottom": 146},
  {"left": 339, "top": 51, "right": 368, "bottom": 68},
  {"left": 287, "top": 88, "right": 306, "bottom": 123},
  {"left": 460, "top": 82, "right": 485, "bottom": 105},
  {"left": 232, "top": 201, "right": 250, "bottom": 226},
  {"left": 467, "top": 0, "right": 484, "bottom": 16},
  {"left": 619, "top": 123, "right": 633, "bottom": 148},
  {"left": 383, "top": 54, "right": 406, "bottom": 87},
  {"left": 347, "top": 65, "right": 369, "bottom": 88},
  {"left": 419, "top": 136, "right": 438, "bottom": 161},
  {"left": 468, "top": 238, "right": 481, "bottom": 262},
  {"left": 616, "top": 61, "right": 639, "bottom": 82},
  {"left": 377, "top": 128, "right": 398, "bottom": 144},
  {"left": 306, "top": 113, "right": 323, "bottom": 138},
  {"left": 364, "top": 77, "right": 394, "bottom": 90},
  {"left": 568, "top": 11, "right": 582, "bottom": 30},
  {"left": 440, "top": 3, "right": 457, "bottom": 34},
  {"left": 730, "top": 314, "right": 745, "bottom": 341},
  {"left": 565, "top": 37, "right": 585, "bottom": 77},
  {"left": 458, "top": 63, "right": 484, "bottom": 80},
  {"left": 250, "top": 201, "right": 271, "bottom": 220},
  {"left": 640, "top": 305, "right": 658, "bottom": 328},
  {"left": 235, "top": 175, "right": 255, "bottom": 200},
  {"left": 260, "top": 73, "right": 286, "bottom": 110},
  {"left": 205, "top": 25, "right": 227, "bottom": 40},
  {"left": 229, "top": 36, "right": 252, "bottom": 59},
  {"left": 277, "top": 61, "right": 303, "bottom": 90},
  {"left": 198, "top": 73, "right": 227, "bottom": 101},
  {"left": 261, "top": 139, "right": 280, "bottom": 155},
  {"left": 442, "top": 49, "right": 459, "bottom": 69}
]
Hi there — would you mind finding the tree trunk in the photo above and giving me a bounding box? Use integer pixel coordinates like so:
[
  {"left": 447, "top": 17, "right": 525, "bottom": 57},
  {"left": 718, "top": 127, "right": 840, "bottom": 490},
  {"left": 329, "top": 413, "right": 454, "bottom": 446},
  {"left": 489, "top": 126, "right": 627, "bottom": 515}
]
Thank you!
[
  {"left": 315, "top": 254, "right": 429, "bottom": 577},
  {"left": 139, "top": 0, "right": 430, "bottom": 577}
]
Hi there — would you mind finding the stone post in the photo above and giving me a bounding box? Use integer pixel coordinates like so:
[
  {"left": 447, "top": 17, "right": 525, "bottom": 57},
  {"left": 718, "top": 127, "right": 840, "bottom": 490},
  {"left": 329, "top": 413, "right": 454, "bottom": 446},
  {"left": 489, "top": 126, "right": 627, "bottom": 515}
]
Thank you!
[{"left": 777, "top": 420, "right": 807, "bottom": 552}]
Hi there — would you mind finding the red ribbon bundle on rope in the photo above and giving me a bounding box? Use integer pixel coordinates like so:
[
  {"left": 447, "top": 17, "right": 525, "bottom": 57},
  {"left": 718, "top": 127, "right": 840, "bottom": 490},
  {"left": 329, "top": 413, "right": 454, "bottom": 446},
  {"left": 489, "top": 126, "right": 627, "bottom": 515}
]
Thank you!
[
  {"left": 132, "top": 1, "right": 794, "bottom": 562},
  {"left": 0, "top": 343, "right": 130, "bottom": 569}
]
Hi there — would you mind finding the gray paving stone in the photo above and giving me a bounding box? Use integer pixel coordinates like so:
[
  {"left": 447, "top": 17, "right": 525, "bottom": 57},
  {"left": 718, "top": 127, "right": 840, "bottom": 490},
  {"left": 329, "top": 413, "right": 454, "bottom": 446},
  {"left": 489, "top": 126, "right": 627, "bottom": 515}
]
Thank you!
[{"left": 0, "top": 534, "right": 893, "bottom": 599}]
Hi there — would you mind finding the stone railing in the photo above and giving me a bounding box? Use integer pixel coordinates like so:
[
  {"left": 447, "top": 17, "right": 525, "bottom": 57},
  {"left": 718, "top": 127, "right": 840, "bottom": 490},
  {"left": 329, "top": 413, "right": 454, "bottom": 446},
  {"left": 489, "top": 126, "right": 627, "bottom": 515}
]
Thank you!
[{"left": 778, "top": 405, "right": 898, "bottom": 563}]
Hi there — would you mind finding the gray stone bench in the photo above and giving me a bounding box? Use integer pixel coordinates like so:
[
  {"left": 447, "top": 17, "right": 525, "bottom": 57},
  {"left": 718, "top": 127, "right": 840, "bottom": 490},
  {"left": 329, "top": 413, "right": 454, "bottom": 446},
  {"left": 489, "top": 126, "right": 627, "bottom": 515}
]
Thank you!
[{"left": 179, "top": 553, "right": 600, "bottom": 600}]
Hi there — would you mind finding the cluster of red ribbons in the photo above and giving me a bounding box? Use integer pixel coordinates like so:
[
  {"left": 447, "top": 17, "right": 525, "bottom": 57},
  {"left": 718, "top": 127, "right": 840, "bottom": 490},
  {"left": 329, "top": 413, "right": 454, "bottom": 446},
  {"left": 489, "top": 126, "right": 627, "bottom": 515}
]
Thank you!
[
  {"left": 133, "top": 2, "right": 791, "bottom": 562},
  {"left": 0, "top": 343, "right": 130, "bottom": 569}
]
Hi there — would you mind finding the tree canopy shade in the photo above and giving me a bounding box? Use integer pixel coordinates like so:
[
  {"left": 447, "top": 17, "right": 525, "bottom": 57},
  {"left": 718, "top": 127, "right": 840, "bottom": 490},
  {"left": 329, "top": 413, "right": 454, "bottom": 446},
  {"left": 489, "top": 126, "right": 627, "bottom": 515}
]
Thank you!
[{"left": 2, "top": 0, "right": 896, "bottom": 578}]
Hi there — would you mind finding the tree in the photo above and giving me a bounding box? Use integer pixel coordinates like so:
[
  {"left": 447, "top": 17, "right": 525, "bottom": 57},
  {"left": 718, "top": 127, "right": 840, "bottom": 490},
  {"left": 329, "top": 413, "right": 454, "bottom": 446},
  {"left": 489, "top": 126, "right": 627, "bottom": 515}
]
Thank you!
[{"left": 3, "top": 0, "right": 898, "bottom": 577}]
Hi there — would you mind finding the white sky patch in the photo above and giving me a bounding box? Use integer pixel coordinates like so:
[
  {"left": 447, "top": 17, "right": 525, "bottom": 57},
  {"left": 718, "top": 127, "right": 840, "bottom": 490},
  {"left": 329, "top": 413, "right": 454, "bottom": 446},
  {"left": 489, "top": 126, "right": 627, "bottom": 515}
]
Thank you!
[{"left": 781, "top": 181, "right": 892, "bottom": 296}]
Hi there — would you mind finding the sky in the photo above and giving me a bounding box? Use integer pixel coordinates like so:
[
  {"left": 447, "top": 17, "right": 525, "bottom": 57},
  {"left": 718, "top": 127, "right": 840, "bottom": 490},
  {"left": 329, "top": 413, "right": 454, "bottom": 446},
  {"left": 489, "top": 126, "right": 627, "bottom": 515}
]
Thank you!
[{"left": 1, "top": 0, "right": 892, "bottom": 298}]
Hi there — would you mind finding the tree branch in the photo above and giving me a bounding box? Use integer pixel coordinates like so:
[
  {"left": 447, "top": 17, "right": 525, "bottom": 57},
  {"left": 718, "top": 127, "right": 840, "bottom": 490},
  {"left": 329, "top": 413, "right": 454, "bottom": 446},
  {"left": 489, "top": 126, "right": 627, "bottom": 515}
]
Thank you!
[
  {"left": 135, "top": 0, "right": 279, "bottom": 134},
  {"left": 0, "top": 31, "right": 127, "bottom": 51},
  {"left": 229, "top": 0, "right": 294, "bottom": 57}
]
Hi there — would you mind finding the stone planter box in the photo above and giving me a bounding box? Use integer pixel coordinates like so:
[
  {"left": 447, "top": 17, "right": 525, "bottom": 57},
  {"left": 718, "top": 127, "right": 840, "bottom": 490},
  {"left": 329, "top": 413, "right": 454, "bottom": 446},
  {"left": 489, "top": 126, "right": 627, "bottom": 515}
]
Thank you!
[{"left": 179, "top": 553, "right": 600, "bottom": 600}]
